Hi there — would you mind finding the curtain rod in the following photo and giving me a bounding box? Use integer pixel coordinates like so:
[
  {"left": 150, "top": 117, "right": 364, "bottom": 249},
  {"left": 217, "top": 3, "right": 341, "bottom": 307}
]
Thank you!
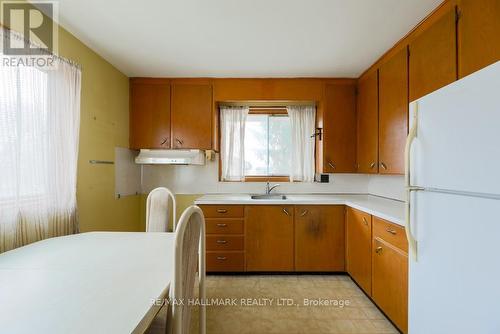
[
  {"left": 0, "top": 25, "right": 82, "bottom": 70},
  {"left": 219, "top": 100, "right": 316, "bottom": 107}
]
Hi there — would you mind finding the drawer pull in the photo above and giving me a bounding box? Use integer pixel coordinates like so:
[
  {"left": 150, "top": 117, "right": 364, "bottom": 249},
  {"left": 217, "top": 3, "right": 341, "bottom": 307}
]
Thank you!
[
  {"left": 216, "top": 209, "right": 228, "bottom": 214},
  {"left": 362, "top": 217, "right": 368, "bottom": 225},
  {"left": 386, "top": 228, "right": 397, "bottom": 235},
  {"left": 300, "top": 209, "right": 308, "bottom": 217},
  {"left": 216, "top": 240, "right": 227, "bottom": 244},
  {"left": 216, "top": 256, "right": 227, "bottom": 261},
  {"left": 216, "top": 223, "right": 227, "bottom": 227},
  {"left": 375, "top": 246, "right": 383, "bottom": 254},
  {"left": 283, "top": 208, "right": 290, "bottom": 216}
]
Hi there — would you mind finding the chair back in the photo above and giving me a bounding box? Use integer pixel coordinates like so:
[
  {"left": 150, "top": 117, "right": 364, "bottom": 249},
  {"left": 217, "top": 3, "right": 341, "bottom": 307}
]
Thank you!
[{"left": 146, "top": 187, "right": 177, "bottom": 232}]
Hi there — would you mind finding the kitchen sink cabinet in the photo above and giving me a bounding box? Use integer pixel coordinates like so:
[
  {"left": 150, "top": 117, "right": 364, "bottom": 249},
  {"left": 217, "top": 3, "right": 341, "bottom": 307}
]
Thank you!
[
  {"left": 294, "top": 206, "right": 345, "bottom": 271},
  {"left": 346, "top": 207, "right": 372, "bottom": 295},
  {"left": 245, "top": 205, "right": 295, "bottom": 271},
  {"left": 372, "top": 217, "right": 409, "bottom": 333},
  {"left": 129, "top": 79, "right": 171, "bottom": 149}
]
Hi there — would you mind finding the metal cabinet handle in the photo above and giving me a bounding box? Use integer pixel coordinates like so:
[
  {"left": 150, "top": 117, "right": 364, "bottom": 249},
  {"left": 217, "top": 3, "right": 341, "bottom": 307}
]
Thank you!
[
  {"left": 282, "top": 208, "right": 290, "bottom": 216},
  {"left": 405, "top": 102, "right": 420, "bottom": 261},
  {"left": 175, "top": 138, "right": 183, "bottom": 146},
  {"left": 380, "top": 162, "right": 388, "bottom": 170},
  {"left": 216, "top": 240, "right": 227, "bottom": 244},
  {"left": 375, "top": 246, "right": 383, "bottom": 254},
  {"left": 370, "top": 162, "right": 376, "bottom": 169},
  {"left": 386, "top": 228, "right": 397, "bottom": 235},
  {"left": 300, "top": 210, "right": 308, "bottom": 217},
  {"left": 216, "top": 209, "right": 228, "bottom": 213},
  {"left": 216, "top": 223, "right": 227, "bottom": 227},
  {"left": 160, "top": 137, "right": 168, "bottom": 145},
  {"left": 362, "top": 217, "right": 368, "bottom": 226},
  {"left": 216, "top": 256, "right": 227, "bottom": 261},
  {"left": 328, "top": 161, "right": 335, "bottom": 169}
]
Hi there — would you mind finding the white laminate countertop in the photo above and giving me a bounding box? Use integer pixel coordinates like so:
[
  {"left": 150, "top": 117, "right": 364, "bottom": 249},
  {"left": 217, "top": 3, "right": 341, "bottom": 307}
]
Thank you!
[{"left": 195, "top": 194, "right": 405, "bottom": 226}]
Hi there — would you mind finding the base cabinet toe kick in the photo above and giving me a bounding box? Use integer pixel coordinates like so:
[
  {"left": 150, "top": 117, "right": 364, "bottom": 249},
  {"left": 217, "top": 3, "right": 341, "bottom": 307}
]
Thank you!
[{"left": 199, "top": 203, "right": 408, "bottom": 333}]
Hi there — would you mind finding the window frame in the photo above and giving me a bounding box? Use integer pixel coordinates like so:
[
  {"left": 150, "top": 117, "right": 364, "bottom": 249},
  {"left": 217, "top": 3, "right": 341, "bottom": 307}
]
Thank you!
[{"left": 219, "top": 107, "right": 292, "bottom": 182}]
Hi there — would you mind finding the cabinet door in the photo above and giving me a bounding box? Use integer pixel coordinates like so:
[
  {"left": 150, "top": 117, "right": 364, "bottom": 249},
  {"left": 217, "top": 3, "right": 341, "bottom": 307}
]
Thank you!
[
  {"left": 378, "top": 48, "right": 409, "bottom": 174},
  {"left": 458, "top": 0, "right": 500, "bottom": 78},
  {"left": 295, "top": 206, "right": 345, "bottom": 271},
  {"left": 171, "top": 84, "right": 212, "bottom": 149},
  {"left": 372, "top": 238, "right": 408, "bottom": 333},
  {"left": 129, "top": 81, "right": 170, "bottom": 149},
  {"left": 245, "top": 206, "right": 294, "bottom": 271},
  {"left": 346, "top": 207, "right": 372, "bottom": 295},
  {"left": 356, "top": 70, "right": 379, "bottom": 173},
  {"left": 323, "top": 83, "right": 357, "bottom": 173},
  {"left": 409, "top": 8, "right": 457, "bottom": 101}
]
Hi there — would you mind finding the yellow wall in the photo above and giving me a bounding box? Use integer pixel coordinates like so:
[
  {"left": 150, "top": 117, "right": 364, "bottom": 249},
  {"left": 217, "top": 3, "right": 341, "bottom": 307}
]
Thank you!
[
  {"left": 57, "top": 28, "right": 141, "bottom": 232},
  {"left": 3, "top": 3, "right": 141, "bottom": 232}
]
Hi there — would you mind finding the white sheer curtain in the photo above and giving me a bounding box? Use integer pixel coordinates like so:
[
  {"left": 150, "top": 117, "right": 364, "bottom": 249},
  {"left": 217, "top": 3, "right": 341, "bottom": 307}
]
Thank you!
[
  {"left": 287, "top": 105, "right": 316, "bottom": 182},
  {"left": 0, "top": 27, "right": 81, "bottom": 252},
  {"left": 220, "top": 106, "right": 249, "bottom": 181}
]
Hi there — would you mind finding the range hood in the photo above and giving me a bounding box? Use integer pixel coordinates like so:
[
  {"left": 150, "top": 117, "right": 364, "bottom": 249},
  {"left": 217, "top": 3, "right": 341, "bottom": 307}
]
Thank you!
[{"left": 135, "top": 149, "right": 206, "bottom": 165}]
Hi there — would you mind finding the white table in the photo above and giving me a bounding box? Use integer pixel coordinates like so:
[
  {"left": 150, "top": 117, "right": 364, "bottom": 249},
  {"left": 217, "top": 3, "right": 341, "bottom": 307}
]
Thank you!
[{"left": 0, "top": 232, "right": 175, "bottom": 334}]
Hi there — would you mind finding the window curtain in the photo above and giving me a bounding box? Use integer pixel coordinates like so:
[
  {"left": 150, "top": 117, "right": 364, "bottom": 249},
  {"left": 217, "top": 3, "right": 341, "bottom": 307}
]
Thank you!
[
  {"left": 0, "top": 27, "right": 82, "bottom": 253},
  {"left": 287, "top": 105, "right": 316, "bottom": 182},
  {"left": 220, "top": 106, "right": 249, "bottom": 181}
]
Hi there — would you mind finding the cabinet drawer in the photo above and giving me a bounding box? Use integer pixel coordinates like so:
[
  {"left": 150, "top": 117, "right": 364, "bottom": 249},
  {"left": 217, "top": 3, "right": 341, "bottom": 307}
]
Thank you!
[
  {"left": 206, "top": 252, "right": 244, "bottom": 272},
  {"left": 206, "top": 236, "right": 244, "bottom": 251},
  {"left": 373, "top": 217, "right": 408, "bottom": 253},
  {"left": 206, "top": 219, "right": 244, "bottom": 234},
  {"left": 201, "top": 205, "right": 244, "bottom": 218}
]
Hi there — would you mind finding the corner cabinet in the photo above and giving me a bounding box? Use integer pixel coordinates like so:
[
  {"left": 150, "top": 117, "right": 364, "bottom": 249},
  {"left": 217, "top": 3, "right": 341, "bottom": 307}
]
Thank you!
[
  {"left": 129, "top": 79, "right": 171, "bottom": 149},
  {"left": 294, "top": 206, "right": 345, "bottom": 271},
  {"left": 321, "top": 82, "right": 357, "bottom": 173},
  {"left": 356, "top": 70, "right": 379, "bottom": 174}
]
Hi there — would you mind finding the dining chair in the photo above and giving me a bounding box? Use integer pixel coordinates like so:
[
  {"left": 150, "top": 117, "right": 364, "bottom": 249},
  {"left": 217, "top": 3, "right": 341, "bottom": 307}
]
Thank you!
[{"left": 146, "top": 187, "right": 177, "bottom": 232}]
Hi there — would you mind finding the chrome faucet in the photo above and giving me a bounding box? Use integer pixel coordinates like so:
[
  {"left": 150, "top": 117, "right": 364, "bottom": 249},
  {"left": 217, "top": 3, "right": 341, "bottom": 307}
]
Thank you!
[{"left": 265, "top": 181, "right": 280, "bottom": 194}]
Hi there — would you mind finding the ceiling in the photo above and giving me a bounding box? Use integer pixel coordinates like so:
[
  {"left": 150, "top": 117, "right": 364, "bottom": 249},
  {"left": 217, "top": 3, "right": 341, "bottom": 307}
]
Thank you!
[{"left": 53, "top": 0, "right": 443, "bottom": 78}]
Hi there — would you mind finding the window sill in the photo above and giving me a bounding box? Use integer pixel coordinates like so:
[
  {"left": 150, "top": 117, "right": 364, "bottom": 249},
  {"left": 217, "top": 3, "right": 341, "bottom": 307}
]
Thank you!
[{"left": 244, "top": 176, "right": 290, "bottom": 182}]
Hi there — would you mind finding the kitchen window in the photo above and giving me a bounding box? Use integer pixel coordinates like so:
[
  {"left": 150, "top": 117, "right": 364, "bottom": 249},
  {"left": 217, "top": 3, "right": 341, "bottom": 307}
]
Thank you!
[{"left": 244, "top": 111, "right": 292, "bottom": 180}]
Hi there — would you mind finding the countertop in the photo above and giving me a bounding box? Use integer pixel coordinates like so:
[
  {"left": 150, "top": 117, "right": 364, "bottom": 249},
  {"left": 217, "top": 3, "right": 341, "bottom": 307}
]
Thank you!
[{"left": 195, "top": 194, "right": 405, "bottom": 226}]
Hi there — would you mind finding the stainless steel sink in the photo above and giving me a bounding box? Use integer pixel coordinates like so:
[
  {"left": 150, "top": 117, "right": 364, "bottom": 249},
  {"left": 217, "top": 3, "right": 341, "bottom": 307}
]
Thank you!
[{"left": 250, "top": 194, "right": 287, "bottom": 200}]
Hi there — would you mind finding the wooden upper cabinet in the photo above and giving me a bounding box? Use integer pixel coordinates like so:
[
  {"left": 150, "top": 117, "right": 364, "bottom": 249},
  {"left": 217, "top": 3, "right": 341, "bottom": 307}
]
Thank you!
[
  {"left": 129, "top": 80, "right": 171, "bottom": 149},
  {"left": 356, "top": 70, "right": 379, "bottom": 173},
  {"left": 322, "top": 83, "right": 357, "bottom": 173},
  {"left": 245, "top": 206, "right": 294, "bottom": 271},
  {"left": 171, "top": 83, "right": 213, "bottom": 149},
  {"left": 457, "top": 0, "right": 500, "bottom": 78},
  {"left": 409, "top": 7, "right": 457, "bottom": 101},
  {"left": 294, "top": 206, "right": 345, "bottom": 271},
  {"left": 378, "top": 48, "right": 409, "bottom": 175},
  {"left": 346, "top": 207, "right": 372, "bottom": 295}
]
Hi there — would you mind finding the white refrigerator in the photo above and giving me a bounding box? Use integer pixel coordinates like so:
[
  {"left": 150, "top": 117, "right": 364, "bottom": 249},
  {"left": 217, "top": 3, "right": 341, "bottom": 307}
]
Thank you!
[{"left": 406, "top": 61, "right": 500, "bottom": 334}]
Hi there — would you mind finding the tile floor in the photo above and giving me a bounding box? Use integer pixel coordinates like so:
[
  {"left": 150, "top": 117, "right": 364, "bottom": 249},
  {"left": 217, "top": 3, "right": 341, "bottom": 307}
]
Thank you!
[{"left": 148, "top": 274, "right": 399, "bottom": 334}]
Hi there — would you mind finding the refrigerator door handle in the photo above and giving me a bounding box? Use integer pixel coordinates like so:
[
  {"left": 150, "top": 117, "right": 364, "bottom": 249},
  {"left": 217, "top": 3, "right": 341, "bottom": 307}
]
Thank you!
[{"left": 405, "top": 102, "right": 420, "bottom": 261}]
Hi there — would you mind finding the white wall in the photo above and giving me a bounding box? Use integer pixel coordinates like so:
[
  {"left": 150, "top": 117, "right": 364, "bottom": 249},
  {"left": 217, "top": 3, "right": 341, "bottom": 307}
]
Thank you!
[
  {"left": 141, "top": 155, "right": 405, "bottom": 201},
  {"left": 141, "top": 156, "right": 369, "bottom": 195}
]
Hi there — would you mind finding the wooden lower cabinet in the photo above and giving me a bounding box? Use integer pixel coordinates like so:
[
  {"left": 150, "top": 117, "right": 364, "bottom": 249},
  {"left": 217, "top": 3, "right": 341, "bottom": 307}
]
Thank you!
[
  {"left": 294, "top": 206, "right": 345, "bottom": 271},
  {"left": 372, "top": 217, "right": 409, "bottom": 333},
  {"left": 346, "top": 207, "right": 372, "bottom": 295},
  {"left": 245, "top": 205, "right": 294, "bottom": 271}
]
